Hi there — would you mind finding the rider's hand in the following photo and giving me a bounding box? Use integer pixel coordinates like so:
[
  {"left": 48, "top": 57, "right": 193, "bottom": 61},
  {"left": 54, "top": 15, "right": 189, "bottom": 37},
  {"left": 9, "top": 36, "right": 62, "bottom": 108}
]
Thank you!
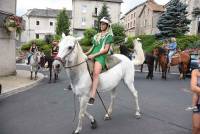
[{"left": 88, "top": 55, "right": 95, "bottom": 60}]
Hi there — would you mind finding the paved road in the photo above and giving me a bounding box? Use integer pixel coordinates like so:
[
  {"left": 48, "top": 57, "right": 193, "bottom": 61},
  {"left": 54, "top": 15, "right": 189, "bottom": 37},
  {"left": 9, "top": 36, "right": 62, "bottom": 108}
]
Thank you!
[{"left": 0, "top": 65, "right": 193, "bottom": 134}]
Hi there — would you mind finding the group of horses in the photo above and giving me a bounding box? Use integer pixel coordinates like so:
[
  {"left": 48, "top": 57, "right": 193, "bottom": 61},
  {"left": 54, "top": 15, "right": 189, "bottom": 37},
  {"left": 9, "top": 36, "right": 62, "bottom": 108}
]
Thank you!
[
  {"left": 28, "top": 34, "right": 191, "bottom": 134},
  {"left": 28, "top": 51, "right": 61, "bottom": 83},
  {"left": 120, "top": 45, "right": 191, "bottom": 80}
]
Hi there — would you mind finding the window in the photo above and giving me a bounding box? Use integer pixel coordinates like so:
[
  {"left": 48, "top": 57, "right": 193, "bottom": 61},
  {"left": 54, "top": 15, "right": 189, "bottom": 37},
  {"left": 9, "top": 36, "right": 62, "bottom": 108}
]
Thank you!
[
  {"left": 130, "top": 22, "right": 132, "bottom": 28},
  {"left": 128, "top": 23, "right": 129, "bottom": 29},
  {"left": 81, "top": 17, "right": 86, "bottom": 25},
  {"left": 94, "top": 20, "right": 98, "bottom": 27},
  {"left": 134, "top": 13, "right": 136, "bottom": 17},
  {"left": 95, "top": 8, "right": 98, "bottom": 15},
  {"left": 131, "top": 14, "right": 133, "bottom": 19},
  {"left": 50, "top": 22, "right": 53, "bottom": 26},
  {"left": 82, "top": 5, "right": 87, "bottom": 13},
  {"left": 36, "top": 34, "right": 39, "bottom": 39},
  {"left": 134, "top": 20, "right": 135, "bottom": 26},
  {"left": 36, "top": 21, "right": 39, "bottom": 25}
]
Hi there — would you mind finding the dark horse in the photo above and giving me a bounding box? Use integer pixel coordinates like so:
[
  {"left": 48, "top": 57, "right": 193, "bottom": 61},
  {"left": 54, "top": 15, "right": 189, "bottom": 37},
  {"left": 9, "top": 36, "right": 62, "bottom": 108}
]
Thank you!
[
  {"left": 153, "top": 47, "right": 190, "bottom": 80},
  {"left": 141, "top": 52, "right": 156, "bottom": 80},
  {"left": 119, "top": 45, "right": 155, "bottom": 79},
  {"left": 40, "top": 56, "right": 60, "bottom": 83}
]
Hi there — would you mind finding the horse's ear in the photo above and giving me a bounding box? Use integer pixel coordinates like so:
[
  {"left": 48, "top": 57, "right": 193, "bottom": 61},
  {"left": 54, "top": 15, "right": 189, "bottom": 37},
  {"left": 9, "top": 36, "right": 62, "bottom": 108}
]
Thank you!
[{"left": 62, "top": 33, "right": 66, "bottom": 38}]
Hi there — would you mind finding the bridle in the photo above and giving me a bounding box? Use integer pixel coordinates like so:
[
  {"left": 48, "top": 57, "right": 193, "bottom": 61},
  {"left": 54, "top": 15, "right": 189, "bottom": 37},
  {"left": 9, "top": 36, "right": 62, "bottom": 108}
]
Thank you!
[{"left": 55, "top": 42, "right": 88, "bottom": 69}]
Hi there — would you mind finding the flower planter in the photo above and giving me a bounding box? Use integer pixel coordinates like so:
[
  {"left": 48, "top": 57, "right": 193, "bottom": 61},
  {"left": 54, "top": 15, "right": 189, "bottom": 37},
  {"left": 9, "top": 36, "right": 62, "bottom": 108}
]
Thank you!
[{"left": 7, "top": 27, "right": 17, "bottom": 32}]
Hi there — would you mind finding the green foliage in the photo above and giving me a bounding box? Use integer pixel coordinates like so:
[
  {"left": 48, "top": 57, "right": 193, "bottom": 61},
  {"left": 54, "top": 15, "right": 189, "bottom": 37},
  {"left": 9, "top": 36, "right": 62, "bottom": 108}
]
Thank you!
[
  {"left": 188, "top": 40, "right": 200, "bottom": 49},
  {"left": 54, "top": 34, "right": 61, "bottom": 41},
  {"left": 56, "top": 8, "right": 71, "bottom": 36},
  {"left": 45, "top": 34, "right": 54, "bottom": 44},
  {"left": 80, "top": 28, "right": 97, "bottom": 46},
  {"left": 21, "top": 44, "right": 31, "bottom": 51},
  {"left": 96, "top": 3, "right": 111, "bottom": 31},
  {"left": 176, "top": 35, "right": 200, "bottom": 50},
  {"left": 157, "top": 0, "right": 191, "bottom": 37},
  {"left": 83, "top": 28, "right": 97, "bottom": 39},
  {"left": 21, "top": 39, "right": 52, "bottom": 56},
  {"left": 111, "top": 23, "right": 126, "bottom": 45}
]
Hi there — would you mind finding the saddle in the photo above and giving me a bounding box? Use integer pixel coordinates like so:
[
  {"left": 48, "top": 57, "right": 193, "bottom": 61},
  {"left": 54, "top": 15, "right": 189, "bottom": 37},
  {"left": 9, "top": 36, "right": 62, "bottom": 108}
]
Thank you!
[{"left": 87, "top": 55, "right": 121, "bottom": 74}]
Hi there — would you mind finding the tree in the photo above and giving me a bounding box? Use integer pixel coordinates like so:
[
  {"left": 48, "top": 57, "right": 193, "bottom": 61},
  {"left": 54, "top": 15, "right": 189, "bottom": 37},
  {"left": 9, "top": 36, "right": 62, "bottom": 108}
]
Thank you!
[
  {"left": 157, "top": 0, "right": 191, "bottom": 37},
  {"left": 96, "top": 2, "right": 111, "bottom": 31},
  {"left": 56, "top": 8, "right": 71, "bottom": 36},
  {"left": 111, "top": 23, "right": 126, "bottom": 45}
]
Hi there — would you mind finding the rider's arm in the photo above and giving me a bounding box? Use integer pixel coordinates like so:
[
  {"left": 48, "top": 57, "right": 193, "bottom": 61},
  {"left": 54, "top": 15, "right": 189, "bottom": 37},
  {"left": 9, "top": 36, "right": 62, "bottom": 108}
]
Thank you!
[
  {"left": 29, "top": 46, "right": 32, "bottom": 53},
  {"left": 93, "top": 44, "right": 110, "bottom": 57},
  {"left": 93, "top": 35, "right": 113, "bottom": 57},
  {"left": 191, "top": 69, "right": 200, "bottom": 94},
  {"left": 85, "top": 47, "right": 94, "bottom": 56}
]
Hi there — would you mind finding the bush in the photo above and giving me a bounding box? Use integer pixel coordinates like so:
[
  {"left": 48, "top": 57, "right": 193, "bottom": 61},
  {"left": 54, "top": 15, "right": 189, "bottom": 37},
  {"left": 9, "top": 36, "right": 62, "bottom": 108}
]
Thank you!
[
  {"left": 176, "top": 35, "right": 200, "bottom": 50},
  {"left": 80, "top": 28, "right": 97, "bottom": 46},
  {"left": 21, "top": 39, "right": 51, "bottom": 56},
  {"left": 111, "top": 23, "right": 126, "bottom": 45}
]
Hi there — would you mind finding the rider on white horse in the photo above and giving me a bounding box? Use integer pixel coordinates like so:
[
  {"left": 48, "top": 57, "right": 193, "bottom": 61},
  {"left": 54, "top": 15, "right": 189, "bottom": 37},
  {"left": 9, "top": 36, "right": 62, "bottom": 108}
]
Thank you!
[
  {"left": 27, "top": 41, "right": 38, "bottom": 65},
  {"left": 85, "top": 17, "right": 113, "bottom": 105}
]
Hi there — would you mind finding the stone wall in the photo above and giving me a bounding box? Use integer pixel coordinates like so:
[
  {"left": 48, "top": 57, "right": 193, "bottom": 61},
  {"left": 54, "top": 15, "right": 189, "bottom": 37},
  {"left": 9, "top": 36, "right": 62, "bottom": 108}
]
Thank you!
[{"left": 0, "top": 0, "right": 17, "bottom": 76}]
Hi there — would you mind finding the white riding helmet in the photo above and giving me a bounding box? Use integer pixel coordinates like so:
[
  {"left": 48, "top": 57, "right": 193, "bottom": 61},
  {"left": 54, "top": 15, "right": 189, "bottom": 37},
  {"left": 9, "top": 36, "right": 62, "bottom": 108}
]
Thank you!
[{"left": 100, "top": 17, "right": 110, "bottom": 26}]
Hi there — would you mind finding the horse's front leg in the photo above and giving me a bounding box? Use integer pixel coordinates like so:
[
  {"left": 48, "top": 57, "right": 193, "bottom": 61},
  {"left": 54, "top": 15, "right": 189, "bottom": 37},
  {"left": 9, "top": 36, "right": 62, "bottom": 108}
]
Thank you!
[
  {"left": 73, "top": 96, "right": 88, "bottom": 134},
  {"left": 35, "top": 71, "right": 37, "bottom": 80},
  {"left": 49, "top": 67, "right": 52, "bottom": 83},
  {"left": 104, "top": 88, "right": 116, "bottom": 120},
  {"left": 30, "top": 71, "right": 33, "bottom": 80},
  {"left": 54, "top": 72, "right": 56, "bottom": 83}
]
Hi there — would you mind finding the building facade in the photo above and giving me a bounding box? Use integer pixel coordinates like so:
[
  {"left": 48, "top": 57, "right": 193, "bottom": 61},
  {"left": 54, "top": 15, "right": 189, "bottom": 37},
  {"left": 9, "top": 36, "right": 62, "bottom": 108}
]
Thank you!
[
  {"left": 21, "top": 9, "right": 72, "bottom": 43},
  {"left": 0, "top": 0, "right": 17, "bottom": 76},
  {"left": 181, "top": 0, "right": 200, "bottom": 35},
  {"left": 72, "top": 0, "right": 122, "bottom": 37},
  {"left": 121, "top": 0, "right": 164, "bottom": 36}
]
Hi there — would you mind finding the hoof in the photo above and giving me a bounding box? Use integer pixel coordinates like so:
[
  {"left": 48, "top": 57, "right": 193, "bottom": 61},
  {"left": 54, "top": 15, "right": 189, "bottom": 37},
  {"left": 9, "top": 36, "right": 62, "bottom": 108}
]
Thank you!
[
  {"left": 91, "top": 119, "right": 97, "bottom": 129},
  {"left": 68, "top": 85, "right": 72, "bottom": 90},
  {"left": 135, "top": 113, "right": 142, "bottom": 119},
  {"left": 104, "top": 114, "right": 112, "bottom": 121},
  {"left": 72, "top": 130, "right": 79, "bottom": 134},
  {"left": 48, "top": 80, "right": 51, "bottom": 84}
]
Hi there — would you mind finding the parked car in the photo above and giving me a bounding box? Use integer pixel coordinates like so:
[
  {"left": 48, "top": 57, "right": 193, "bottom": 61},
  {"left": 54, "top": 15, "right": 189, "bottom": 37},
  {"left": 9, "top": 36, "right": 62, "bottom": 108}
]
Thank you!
[{"left": 188, "top": 53, "right": 199, "bottom": 73}]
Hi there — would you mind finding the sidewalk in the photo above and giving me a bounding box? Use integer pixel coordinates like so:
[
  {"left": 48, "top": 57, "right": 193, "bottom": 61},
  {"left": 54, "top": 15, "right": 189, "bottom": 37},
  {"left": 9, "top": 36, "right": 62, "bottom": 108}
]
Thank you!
[{"left": 0, "top": 70, "right": 44, "bottom": 98}]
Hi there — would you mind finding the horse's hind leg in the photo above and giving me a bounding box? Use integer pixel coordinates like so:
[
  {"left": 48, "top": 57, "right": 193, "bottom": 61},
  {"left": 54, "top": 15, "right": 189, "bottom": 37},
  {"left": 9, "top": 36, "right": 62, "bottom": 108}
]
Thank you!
[
  {"left": 104, "top": 88, "right": 117, "bottom": 120},
  {"left": 35, "top": 71, "right": 37, "bottom": 80},
  {"left": 124, "top": 79, "right": 141, "bottom": 119}
]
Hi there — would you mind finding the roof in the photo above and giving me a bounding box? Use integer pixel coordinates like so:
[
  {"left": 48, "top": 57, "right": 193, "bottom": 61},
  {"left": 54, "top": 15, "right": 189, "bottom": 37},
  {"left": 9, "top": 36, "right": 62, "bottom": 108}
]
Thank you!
[
  {"left": 124, "top": 0, "right": 164, "bottom": 16},
  {"left": 148, "top": 1, "right": 165, "bottom": 12},
  {"left": 124, "top": 2, "right": 146, "bottom": 16},
  {"left": 25, "top": 9, "right": 72, "bottom": 19}
]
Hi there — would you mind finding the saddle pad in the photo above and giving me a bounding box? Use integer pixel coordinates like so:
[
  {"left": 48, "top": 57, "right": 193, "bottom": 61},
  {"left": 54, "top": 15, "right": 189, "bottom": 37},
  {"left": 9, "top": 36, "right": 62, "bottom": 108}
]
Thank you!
[{"left": 87, "top": 55, "right": 121, "bottom": 74}]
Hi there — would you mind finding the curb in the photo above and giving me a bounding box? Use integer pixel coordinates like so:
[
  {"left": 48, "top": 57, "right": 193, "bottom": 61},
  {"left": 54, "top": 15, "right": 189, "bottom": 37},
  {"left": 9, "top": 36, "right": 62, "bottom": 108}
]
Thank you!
[{"left": 0, "top": 72, "right": 45, "bottom": 99}]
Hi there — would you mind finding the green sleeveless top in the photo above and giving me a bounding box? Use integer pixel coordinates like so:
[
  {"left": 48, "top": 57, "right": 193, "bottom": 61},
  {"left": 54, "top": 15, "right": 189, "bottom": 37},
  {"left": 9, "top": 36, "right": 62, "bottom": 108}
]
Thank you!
[{"left": 89, "top": 33, "right": 113, "bottom": 69}]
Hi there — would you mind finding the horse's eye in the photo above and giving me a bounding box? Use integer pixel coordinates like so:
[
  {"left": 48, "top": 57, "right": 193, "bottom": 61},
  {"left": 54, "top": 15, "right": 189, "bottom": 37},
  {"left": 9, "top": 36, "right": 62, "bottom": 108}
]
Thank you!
[{"left": 68, "top": 46, "right": 72, "bottom": 50}]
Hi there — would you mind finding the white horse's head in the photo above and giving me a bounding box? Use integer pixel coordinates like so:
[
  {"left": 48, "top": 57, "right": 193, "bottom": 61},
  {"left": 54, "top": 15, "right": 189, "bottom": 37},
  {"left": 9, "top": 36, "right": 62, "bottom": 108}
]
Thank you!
[{"left": 56, "top": 33, "right": 85, "bottom": 67}]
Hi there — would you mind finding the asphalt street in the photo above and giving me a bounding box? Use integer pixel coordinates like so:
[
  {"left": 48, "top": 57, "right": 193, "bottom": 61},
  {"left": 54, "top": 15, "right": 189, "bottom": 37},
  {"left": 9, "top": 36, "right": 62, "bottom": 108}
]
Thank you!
[{"left": 0, "top": 65, "right": 193, "bottom": 134}]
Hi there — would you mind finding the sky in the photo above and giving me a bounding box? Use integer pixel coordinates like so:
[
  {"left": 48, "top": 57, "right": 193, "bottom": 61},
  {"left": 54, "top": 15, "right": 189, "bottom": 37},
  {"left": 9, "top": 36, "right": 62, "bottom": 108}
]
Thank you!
[{"left": 17, "top": 0, "right": 170, "bottom": 16}]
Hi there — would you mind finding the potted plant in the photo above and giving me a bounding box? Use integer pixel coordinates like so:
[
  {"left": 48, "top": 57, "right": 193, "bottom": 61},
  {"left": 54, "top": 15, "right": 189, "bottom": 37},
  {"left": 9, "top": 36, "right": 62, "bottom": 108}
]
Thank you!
[{"left": 4, "top": 16, "right": 22, "bottom": 34}]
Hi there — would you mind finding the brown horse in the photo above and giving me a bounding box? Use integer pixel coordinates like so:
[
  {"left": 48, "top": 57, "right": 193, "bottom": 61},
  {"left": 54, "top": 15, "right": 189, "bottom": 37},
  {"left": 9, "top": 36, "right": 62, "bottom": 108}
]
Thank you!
[{"left": 153, "top": 47, "right": 190, "bottom": 80}]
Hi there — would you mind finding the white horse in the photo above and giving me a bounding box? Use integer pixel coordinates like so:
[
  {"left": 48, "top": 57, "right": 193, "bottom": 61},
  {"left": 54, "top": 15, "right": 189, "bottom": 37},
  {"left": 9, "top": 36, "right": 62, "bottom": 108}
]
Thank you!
[
  {"left": 54, "top": 34, "right": 145, "bottom": 134},
  {"left": 30, "top": 51, "right": 41, "bottom": 80}
]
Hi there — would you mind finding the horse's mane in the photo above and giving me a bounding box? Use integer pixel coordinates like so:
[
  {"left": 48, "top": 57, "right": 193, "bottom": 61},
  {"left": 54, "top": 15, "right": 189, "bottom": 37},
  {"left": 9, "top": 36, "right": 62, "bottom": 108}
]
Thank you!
[{"left": 157, "top": 47, "right": 166, "bottom": 54}]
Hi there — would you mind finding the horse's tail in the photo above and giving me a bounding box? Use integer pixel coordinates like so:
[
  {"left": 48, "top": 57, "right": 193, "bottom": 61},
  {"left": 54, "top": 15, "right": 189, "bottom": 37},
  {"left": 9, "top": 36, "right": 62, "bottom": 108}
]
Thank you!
[{"left": 132, "top": 39, "right": 145, "bottom": 65}]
